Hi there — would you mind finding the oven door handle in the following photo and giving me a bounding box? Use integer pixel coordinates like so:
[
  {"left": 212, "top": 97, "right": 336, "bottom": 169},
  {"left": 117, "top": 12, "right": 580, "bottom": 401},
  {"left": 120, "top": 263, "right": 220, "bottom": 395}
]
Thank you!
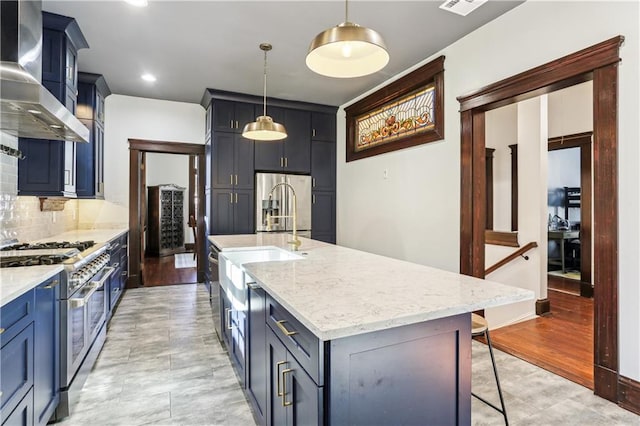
[
  {"left": 90, "top": 266, "right": 115, "bottom": 290},
  {"left": 69, "top": 267, "right": 115, "bottom": 308},
  {"left": 69, "top": 283, "right": 100, "bottom": 308}
]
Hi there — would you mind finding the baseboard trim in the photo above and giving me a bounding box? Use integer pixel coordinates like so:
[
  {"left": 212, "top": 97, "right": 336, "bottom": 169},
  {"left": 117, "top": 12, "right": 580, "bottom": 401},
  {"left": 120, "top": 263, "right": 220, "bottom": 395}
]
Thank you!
[
  {"left": 535, "top": 298, "right": 550, "bottom": 315},
  {"left": 594, "top": 364, "right": 618, "bottom": 402},
  {"left": 619, "top": 375, "right": 640, "bottom": 415}
]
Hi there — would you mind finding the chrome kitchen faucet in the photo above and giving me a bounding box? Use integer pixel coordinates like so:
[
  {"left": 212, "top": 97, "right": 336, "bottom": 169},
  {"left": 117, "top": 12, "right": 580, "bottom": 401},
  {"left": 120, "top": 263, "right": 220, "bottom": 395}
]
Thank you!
[{"left": 266, "top": 182, "right": 301, "bottom": 250}]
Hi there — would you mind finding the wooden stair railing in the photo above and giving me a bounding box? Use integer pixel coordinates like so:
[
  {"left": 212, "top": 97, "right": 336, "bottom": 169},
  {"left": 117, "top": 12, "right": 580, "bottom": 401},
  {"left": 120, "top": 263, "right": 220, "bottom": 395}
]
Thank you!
[{"left": 485, "top": 242, "right": 538, "bottom": 276}]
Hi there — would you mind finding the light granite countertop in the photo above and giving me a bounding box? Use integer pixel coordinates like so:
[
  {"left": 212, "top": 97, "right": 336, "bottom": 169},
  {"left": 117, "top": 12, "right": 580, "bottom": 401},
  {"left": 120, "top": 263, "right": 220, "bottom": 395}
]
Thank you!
[
  {"left": 0, "top": 228, "right": 129, "bottom": 307},
  {"left": 209, "top": 235, "right": 534, "bottom": 341},
  {"left": 0, "top": 265, "right": 64, "bottom": 307},
  {"left": 33, "top": 228, "right": 129, "bottom": 244},
  {"left": 208, "top": 233, "right": 325, "bottom": 252}
]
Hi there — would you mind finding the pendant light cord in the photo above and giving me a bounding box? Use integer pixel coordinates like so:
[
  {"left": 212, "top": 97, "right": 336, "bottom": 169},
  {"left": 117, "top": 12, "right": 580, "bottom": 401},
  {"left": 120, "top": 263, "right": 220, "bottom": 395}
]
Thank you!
[
  {"left": 263, "top": 49, "right": 267, "bottom": 117},
  {"left": 345, "top": 0, "right": 349, "bottom": 22}
]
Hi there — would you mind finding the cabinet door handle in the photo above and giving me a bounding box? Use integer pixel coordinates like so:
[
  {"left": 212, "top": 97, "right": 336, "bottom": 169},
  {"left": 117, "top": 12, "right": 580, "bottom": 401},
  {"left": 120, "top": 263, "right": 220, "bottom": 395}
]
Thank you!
[
  {"left": 280, "top": 157, "right": 284, "bottom": 168},
  {"left": 235, "top": 193, "right": 238, "bottom": 204},
  {"left": 43, "top": 279, "right": 59, "bottom": 289},
  {"left": 312, "top": 128, "right": 316, "bottom": 137},
  {"left": 230, "top": 193, "right": 233, "bottom": 204},
  {"left": 235, "top": 174, "right": 238, "bottom": 185},
  {"left": 230, "top": 174, "right": 234, "bottom": 185},
  {"left": 225, "top": 308, "right": 233, "bottom": 329},
  {"left": 275, "top": 320, "right": 298, "bottom": 336},
  {"left": 235, "top": 120, "right": 239, "bottom": 129},
  {"left": 313, "top": 194, "right": 316, "bottom": 204},
  {"left": 276, "top": 361, "right": 287, "bottom": 397},
  {"left": 284, "top": 157, "right": 288, "bottom": 168},
  {"left": 312, "top": 178, "right": 316, "bottom": 188},
  {"left": 282, "top": 368, "right": 293, "bottom": 407},
  {"left": 230, "top": 119, "right": 234, "bottom": 129}
]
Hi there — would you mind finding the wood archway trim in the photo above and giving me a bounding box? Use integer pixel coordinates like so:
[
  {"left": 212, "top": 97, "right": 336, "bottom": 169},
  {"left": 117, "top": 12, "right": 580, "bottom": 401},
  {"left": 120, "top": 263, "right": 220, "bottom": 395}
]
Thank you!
[
  {"left": 458, "top": 36, "right": 624, "bottom": 403},
  {"left": 128, "top": 139, "right": 206, "bottom": 288}
]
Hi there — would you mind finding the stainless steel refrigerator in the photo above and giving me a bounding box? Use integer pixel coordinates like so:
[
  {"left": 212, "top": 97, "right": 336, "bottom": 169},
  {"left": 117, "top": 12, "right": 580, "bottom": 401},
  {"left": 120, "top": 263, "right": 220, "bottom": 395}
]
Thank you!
[{"left": 255, "top": 173, "right": 312, "bottom": 237}]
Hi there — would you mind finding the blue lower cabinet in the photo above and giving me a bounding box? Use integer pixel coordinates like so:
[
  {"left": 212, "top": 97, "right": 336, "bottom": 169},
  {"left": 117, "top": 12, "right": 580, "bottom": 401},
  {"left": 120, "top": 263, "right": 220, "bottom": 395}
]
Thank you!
[
  {"left": 0, "top": 323, "right": 34, "bottom": 425},
  {"left": 2, "top": 388, "right": 34, "bottom": 426},
  {"left": 34, "top": 276, "right": 61, "bottom": 426}
]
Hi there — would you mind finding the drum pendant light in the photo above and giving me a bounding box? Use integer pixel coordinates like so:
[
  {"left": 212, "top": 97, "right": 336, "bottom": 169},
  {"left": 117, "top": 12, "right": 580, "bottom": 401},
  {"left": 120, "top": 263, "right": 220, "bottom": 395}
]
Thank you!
[
  {"left": 242, "top": 43, "right": 287, "bottom": 141},
  {"left": 306, "top": 0, "right": 389, "bottom": 78}
]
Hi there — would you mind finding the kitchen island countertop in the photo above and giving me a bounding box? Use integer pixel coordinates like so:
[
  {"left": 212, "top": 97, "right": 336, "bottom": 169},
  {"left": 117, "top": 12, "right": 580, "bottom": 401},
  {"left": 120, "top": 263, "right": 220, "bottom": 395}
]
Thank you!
[{"left": 209, "top": 234, "right": 534, "bottom": 341}]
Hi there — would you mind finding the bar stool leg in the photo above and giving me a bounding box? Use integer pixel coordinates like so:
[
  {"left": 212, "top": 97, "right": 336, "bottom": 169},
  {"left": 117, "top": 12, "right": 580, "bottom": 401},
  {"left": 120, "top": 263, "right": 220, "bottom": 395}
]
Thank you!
[
  {"left": 471, "top": 329, "right": 509, "bottom": 425},
  {"left": 486, "top": 329, "right": 508, "bottom": 425}
]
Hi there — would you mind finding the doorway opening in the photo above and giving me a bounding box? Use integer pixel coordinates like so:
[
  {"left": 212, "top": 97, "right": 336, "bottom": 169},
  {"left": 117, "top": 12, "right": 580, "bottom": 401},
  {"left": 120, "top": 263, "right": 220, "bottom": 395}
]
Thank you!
[
  {"left": 458, "top": 36, "right": 623, "bottom": 402},
  {"left": 142, "top": 152, "right": 198, "bottom": 287},
  {"left": 128, "top": 139, "right": 206, "bottom": 288}
]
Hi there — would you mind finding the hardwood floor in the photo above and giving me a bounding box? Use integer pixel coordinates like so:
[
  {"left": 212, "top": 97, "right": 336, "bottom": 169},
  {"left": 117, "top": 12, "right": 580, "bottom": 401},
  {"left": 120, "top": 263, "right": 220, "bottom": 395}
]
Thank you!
[
  {"left": 488, "top": 289, "right": 594, "bottom": 389},
  {"left": 142, "top": 254, "right": 197, "bottom": 287}
]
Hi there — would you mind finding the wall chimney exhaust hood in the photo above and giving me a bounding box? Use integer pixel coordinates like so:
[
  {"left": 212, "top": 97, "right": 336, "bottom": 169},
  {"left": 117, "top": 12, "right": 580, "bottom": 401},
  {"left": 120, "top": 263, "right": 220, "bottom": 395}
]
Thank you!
[{"left": 0, "top": 0, "right": 89, "bottom": 143}]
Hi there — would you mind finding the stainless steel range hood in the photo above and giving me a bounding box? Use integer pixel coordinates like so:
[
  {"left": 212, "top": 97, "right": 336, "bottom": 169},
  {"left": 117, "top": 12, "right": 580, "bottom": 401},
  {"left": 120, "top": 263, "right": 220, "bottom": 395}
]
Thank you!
[{"left": 0, "top": 0, "right": 89, "bottom": 143}]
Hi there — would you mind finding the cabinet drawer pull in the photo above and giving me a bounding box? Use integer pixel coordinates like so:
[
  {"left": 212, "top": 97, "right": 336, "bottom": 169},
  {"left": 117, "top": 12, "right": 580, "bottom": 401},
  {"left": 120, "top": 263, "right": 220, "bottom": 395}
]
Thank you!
[
  {"left": 208, "top": 253, "right": 219, "bottom": 265},
  {"left": 275, "top": 320, "right": 298, "bottom": 336},
  {"left": 0, "top": 328, "right": 5, "bottom": 335},
  {"left": 235, "top": 120, "right": 239, "bottom": 129},
  {"left": 225, "top": 308, "right": 233, "bottom": 330},
  {"left": 276, "top": 361, "right": 286, "bottom": 397},
  {"left": 235, "top": 193, "right": 238, "bottom": 204},
  {"left": 230, "top": 193, "right": 233, "bottom": 204},
  {"left": 43, "top": 279, "right": 59, "bottom": 289},
  {"left": 230, "top": 174, "right": 234, "bottom": 185},
  {"left": 235, "top": 174, "right": 238, "bottom": 186},
  {"left": 284, "top": 157, "right": 288, "bottom": 168},
  {"left": 282, "top": 368, "right": 293, "bottom": 407},
  {"left": 280, "top": 157, "right": 283, "bottom": 168},
  {"left": 230, "top": 119, "right": 234, "bottom": 129},
  {"left": 247, "top": 282, "right": 260, "bottom": 290}
]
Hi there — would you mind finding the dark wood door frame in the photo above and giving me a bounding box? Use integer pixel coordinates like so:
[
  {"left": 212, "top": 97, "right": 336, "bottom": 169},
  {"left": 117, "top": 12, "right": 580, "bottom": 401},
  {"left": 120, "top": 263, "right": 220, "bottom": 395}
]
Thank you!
[
  {"left": 458, "top": 36, "right": 623, "bottom": 402},
  {"left": 548, "top": 132, "right": 593, "bottom": 297},
  {"left": 128, "top": 139, "right": 206, "bottom": 287}
]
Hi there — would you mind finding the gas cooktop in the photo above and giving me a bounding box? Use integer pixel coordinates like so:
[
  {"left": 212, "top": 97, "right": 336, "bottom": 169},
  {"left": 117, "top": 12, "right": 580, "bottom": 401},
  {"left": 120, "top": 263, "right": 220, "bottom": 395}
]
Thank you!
[
  {"left": 0, "top": 240, "right": 97, "bottom": 269},
  {"left": 0, "top": 240, "right": 95, "bottom": 252}
]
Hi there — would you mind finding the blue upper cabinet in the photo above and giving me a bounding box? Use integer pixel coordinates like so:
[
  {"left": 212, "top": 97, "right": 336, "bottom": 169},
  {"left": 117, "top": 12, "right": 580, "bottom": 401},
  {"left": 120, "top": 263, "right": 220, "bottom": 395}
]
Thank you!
[
  {"left": 76, "top": 72, "right": 111, "bottom": 199},
  {"left": 18, "top": 11, "right": 89, "bottom": 198}
]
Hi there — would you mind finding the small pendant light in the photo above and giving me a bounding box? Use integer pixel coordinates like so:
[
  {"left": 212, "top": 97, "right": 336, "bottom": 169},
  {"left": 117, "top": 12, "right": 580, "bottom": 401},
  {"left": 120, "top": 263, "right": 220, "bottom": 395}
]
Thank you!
[
  {"left": 306, "top": 0, "right": 389, "bottom": 78},
  {"left": 242, "top": 43, "right": 287, "bottom": 141}
]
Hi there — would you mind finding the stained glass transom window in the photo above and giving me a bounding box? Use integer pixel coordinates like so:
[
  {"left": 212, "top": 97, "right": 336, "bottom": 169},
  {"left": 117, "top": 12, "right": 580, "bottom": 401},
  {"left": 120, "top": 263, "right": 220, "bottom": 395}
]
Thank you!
[{"left": 355, "top": 85, "right": 435, "bottom": 152}]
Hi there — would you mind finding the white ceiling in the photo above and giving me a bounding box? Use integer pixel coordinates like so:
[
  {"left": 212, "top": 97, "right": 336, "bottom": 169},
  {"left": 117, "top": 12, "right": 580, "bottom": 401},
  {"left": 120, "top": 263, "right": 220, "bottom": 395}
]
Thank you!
[{"left": 42, "top": 1, "right": 525, "bottom": 107}]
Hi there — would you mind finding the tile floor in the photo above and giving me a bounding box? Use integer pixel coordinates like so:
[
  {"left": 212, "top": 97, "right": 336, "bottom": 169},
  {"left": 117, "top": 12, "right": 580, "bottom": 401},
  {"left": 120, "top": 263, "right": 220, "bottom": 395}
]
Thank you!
[{"left": 59, "top": 284, "right": 639, "bottom": 426}]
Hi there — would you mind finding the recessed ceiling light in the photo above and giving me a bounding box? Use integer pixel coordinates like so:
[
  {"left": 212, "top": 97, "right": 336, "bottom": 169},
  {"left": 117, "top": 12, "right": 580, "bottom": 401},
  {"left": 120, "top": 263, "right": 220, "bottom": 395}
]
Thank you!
[
  {"left": 27, "top": 109, "right": 41, "bottom": 114},
  {"left": 125, "top": 0, "right": 148, "bottom": 7},
  {"left": 50, "top": 124, "right": 62, "bottom": 129},
  {"left": 141, "top": 73, "right": 156, "bottom": 82}
]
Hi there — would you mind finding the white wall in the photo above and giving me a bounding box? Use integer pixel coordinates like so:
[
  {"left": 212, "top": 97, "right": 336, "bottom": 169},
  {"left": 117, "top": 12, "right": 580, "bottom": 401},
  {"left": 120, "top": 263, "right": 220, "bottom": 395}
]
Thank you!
[
  {"left": 548, "top": 81, "right": 593, "bottom": 138},
  {"left": 146, "top": 153, "right": 192, "bottom": 244},
  {"left": 336, "top": 1, "right": 639, "bottom": 381},
  {"left": 78, "top": 94, "right": 205, "bottom": 228},
  {"left": 486, "top": 104, "right": 517, "bottom": 232}
]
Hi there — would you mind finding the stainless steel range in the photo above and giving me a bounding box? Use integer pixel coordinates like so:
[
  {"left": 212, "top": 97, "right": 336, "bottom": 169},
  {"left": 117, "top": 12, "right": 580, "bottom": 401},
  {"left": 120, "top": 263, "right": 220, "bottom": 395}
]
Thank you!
[{"left": 0, "top": 239, "right": 114, "bottom": 420}]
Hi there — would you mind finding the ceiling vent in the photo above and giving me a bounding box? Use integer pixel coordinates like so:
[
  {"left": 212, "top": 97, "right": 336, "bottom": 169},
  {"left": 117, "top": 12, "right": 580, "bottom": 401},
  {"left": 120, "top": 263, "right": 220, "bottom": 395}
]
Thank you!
[{"left": 439, "top": 0, "right": 488, "bottom": 17}]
